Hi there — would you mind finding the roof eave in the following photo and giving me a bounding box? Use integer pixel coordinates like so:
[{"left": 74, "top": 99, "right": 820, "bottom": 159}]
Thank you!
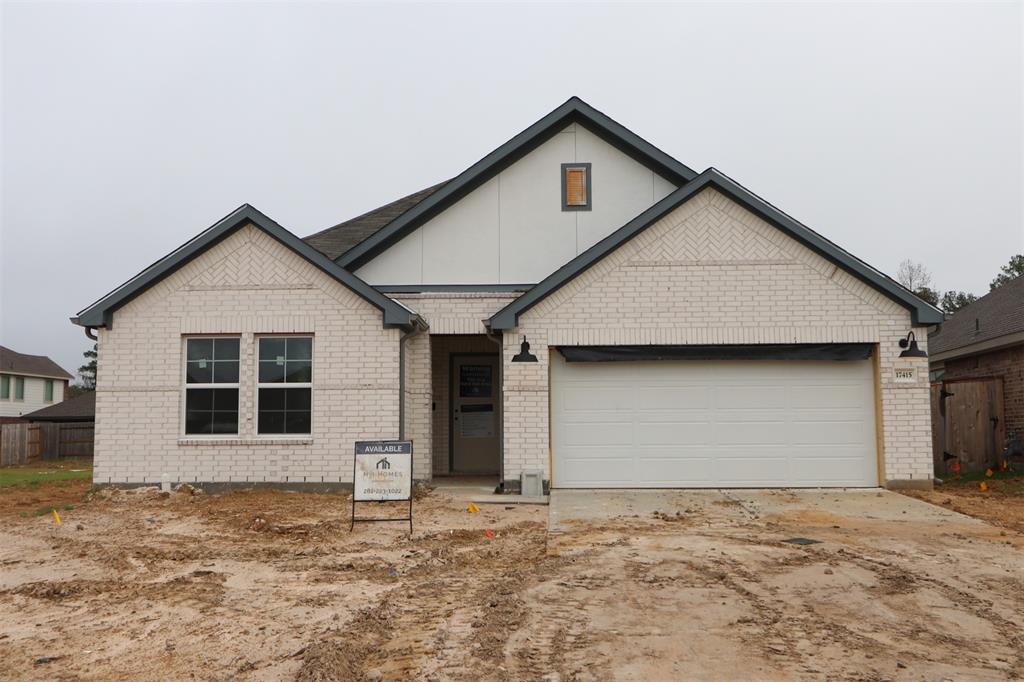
[
  {"left": 337, "top": 96, "right": 697, "bottom": 272},
  {"left": 73, "top": 204, "right": 422, "bottom": 332},
  {"left": 489, "top": 168, "right": 945, "bottom": 330}
]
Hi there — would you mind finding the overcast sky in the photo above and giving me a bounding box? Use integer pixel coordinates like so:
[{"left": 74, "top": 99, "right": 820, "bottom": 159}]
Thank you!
[{"left": 1, "top": 1, "right": 1021, "bottom": 379}]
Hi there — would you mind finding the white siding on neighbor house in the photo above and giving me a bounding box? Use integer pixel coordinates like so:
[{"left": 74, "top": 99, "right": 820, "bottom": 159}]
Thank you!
[
  {"left": 0, "top": 374, "right": 64, "bottom": 418},
  {"left": 355, "top": 124, "right": 679, "bottom": 286}
]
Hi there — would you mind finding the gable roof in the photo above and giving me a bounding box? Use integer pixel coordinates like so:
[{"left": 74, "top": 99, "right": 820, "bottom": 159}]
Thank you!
[
  {"left": 72, "top": 205, "right": 425, "bottom": 330},
  {"left": 24, "top": 391, "right": 95, "bottom": 422},
  {"left": 0, "top": 346, "right": 73, "bottom": 380},
  {"left": 334, "top": 96, "right": 698, "bottom": 271},
  {"left": 304, "top": 181, "right": 449, "bottom": 260},
  {"left": 489, "top": 168, "right": 945, "bottom": 330},
  {"left": 929, "top": 275, "right": 1024, "bottom": 358}
]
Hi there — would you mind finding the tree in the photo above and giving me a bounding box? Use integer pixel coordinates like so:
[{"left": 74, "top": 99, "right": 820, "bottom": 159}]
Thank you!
[
  {"left": 895, "top": 259, "right": 939, "bottom": 305},
  {"left": 913, "top": 286, "right": 940, "bottom": 307},
  {"left": 990, "top": 254, "right": 1024, "bottom": 290},
  {"left": 77, "top": 344, "right": 97, "bottom": 390},
  {"left": 940, "top": 290, "right": 977, "bottom": 314},
  {"left": 896, "top": 259, "right": 933, "bottom": 292}
]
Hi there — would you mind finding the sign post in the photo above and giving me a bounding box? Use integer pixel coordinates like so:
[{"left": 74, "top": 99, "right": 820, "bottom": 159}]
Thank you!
[{"left": 351, "top": 440, "right": 413, "bottom": 534}]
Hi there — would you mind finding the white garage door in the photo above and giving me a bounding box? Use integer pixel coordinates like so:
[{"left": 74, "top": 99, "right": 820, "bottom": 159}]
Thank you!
[{"left": 551, "top": 354, "right": 878, "bottom": 488}]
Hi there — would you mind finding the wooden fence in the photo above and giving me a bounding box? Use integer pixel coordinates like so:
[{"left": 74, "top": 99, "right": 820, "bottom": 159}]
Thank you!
[
  {"left": 0, "top": 422, "right": 94, "bottom": 466},
  {"left": 931, "top": 377, "right": 1005, "bottom": 476}
]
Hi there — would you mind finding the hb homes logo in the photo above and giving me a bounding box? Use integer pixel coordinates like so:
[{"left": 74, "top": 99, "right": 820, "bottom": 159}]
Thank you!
[{"left": 376, "top": 457, "right": 391, "bottom": 470}]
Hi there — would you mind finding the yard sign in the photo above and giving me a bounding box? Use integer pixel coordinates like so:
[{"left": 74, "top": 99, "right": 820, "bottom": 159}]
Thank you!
[{"left": 351, "top": 440, "right": 413, "bottom": 533}]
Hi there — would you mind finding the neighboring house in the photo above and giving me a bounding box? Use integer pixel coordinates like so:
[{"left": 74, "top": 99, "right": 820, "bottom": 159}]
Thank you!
[
  {"left": 0, "top": 345, "right": 72, "bottom": 419},
  {"left": 72, "top": 97, "right": 942, "bottom": 490},
  {"left": 928, "top": 275, "right": 1024, "bottom": 471},
  {"left": 23, "top": 391, "right": 96, "bottom": 423}
]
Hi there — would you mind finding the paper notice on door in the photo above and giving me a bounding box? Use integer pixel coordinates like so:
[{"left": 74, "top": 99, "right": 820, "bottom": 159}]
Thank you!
[{"left": 460, "top": 404, "right": 494, "bottom": 438}]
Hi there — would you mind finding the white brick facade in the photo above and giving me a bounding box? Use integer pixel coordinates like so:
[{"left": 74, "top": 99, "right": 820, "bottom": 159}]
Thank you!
[
  {"left": 93, "top": 225, "right": 415, "bottom": 485},
  {"left": 501, "top": 189, "right": 932, "bottom": 488},
  {"left": 93, "top": 192, "right": 933, "bottom": 490}
]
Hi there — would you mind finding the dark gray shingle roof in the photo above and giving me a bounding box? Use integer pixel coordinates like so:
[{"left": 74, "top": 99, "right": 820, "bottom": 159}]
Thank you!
[
  {"left": 0, "top": 346, "right": 73, "bottom": 380},
  {"left": 303, "top": 181, "right": 449, "bottom": 261},
  {"left": 929, "top": 275, "right": 1024, "bottom": 356},
  {"left": 24, "top": 392, "right": 95, "bottom": 422}
]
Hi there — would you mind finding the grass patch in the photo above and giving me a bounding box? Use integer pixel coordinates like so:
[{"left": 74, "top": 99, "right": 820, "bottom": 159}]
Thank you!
[
  {"left": 939, "top": 470, "right": 1024, "bottom": 494},
  {"left": 0, "top": 458, "right": 93, "bottom": 489},
  {"left": 21, "top": 504, "right": 76, "bottom": 518}
]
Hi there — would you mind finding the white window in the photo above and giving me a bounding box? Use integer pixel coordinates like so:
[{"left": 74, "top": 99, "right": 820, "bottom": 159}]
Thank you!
[
  {"left": 183, "top": 337, "right": 240, "bottom": 435},
  {"left": 257, "top": 337, "right": 312, "bottom": 435}
]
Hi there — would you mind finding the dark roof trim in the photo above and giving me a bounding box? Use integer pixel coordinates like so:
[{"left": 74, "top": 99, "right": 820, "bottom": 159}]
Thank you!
[
  {"left": 73, "top": 205, "right": 424, "bottom": 330},
  {"left": 336, "top": 96, "right": 698, "bottom": 271},
  {"left": 489, "top": 168, "right": 945, "bottom": 330}
]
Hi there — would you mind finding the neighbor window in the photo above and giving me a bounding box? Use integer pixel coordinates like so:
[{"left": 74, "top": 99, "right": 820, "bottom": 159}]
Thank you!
[
  {"left": 14, "top": 377, "right": 24, "bottom": 401},
  {"left": 0, "top": 376, "right": 8, "bottom": 400},
  {"left": 184, "top": 337, "right": 240, "bottom": 435},
  {"left": 257, "top": 336, "right": 312, "bottom": 435},
  {"left": 561, "top": 163, "right": 591, "bottom": 210},
  {"left": 44, "top": 380, "right": 54, "bottom": 402}
]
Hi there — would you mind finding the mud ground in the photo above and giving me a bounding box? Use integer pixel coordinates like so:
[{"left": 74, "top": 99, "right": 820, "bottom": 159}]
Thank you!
[{"left": 1, "top": 481, "right": 1022, "bottom": 681}]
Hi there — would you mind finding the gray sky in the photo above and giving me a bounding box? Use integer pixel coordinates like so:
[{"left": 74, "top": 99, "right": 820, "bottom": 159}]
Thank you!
[{"left": 2, "top": 1, "right": 1021, "bottom": 379}]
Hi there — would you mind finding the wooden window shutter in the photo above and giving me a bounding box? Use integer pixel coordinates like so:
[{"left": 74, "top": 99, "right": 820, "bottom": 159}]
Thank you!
[{"left": 565, "top": 167, "right": 587, "bottom": 206}]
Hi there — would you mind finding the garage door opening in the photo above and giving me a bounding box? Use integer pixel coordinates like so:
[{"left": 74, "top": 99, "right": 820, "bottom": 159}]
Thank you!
[{"left": 551, "top": 348, "right": 879, "bottom": 488}]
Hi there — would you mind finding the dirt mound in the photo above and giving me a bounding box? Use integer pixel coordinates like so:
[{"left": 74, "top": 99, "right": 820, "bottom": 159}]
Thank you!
[{"left": 295, "top": 640, "right": 366, "bottom": 682}]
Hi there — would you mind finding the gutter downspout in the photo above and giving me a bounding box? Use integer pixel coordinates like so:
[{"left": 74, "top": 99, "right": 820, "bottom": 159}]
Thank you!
[
  {"left": 84, "top": 327, "right": 98, "bottom": 341},
  {"left": 486, "top": 326, "right": 505, "bottom": 491},
  {"left": 398, "top": 319, "right": 427, "bottom": 440}
]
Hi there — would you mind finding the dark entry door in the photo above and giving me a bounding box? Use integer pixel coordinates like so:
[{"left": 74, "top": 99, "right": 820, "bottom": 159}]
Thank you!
[{"left": 451, "top": 355, "right": 500, "bottom": 474}]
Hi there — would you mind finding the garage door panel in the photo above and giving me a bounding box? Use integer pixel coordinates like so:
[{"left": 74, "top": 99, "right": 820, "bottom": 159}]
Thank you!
[
  {"left": 636, "top": 386, "right": 711, "bottom": 410},
  {"left": 790, "top": 384, "right": 867, "bottom": 409},
  {"left": 559, "top": 422, "right": 634, "bottom": 446},
  {"left": 790, "top": 420, "right": 870, "bottom": 445},
  {"left": 552, "top": 354, "right": 877, "bottom": 488},
  {"left": 712, "top": 456, "right": 790, "bottom": 486},
  {"left": 556, "top": 456, "right": 638, "bottom": 484},
  {"left": 788, "top": 453, "right": 875, "bottom": 484},
  {"left": 562, "top": 386, "right": 634, "bottom": 411},
  {"left": 714, "top": 421, "right": 789, "bottom": 445},
  {"left": 637, "top": 421, "right": 712, "bottom": 444},
  {"left": 715, "top": 385, "right": 788, "bottom": 409}
]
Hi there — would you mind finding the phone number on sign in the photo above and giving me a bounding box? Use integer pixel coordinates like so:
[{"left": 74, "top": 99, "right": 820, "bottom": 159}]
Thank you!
[{"left": 362, "top": 488, "right": 407, "bottom": 496}]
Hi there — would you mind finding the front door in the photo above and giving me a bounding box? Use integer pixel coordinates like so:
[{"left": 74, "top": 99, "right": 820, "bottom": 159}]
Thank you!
[{"left": 451, "top": 355, "right": 500, "bottom": 474}]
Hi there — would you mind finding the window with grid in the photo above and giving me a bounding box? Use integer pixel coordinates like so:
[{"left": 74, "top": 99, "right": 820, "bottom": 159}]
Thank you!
[
  {"left": 561, "top": 163, "right": 591, "bottom": 210},
  {"left": 257, "top": 337, "right": 312, "bottom": 435},
  {"left": 14, "top": 377, "right": 24, "bottom": 401},
  {"left": 184, "top": 337, "right": 239, "bottom": 435},
  {"left": 44, "top": 380, "right": 54, "bottom": 402}
]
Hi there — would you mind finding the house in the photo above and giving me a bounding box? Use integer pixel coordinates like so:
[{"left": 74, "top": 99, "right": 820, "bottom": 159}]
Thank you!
[
  {"left": 71, "top": 97, "right": 943, "bottom": 490},
  {"left": 23, "top": 391, "right": 96, "bottom": 423},
  {"left": 928, "top": 275, "right": 1023, "bottom": 472},
  {"left": 21, "top": 392, "right": 97, "bottom": 459},
  {"left": 0, "top": 346, "right": 72, "bottom": 420}
]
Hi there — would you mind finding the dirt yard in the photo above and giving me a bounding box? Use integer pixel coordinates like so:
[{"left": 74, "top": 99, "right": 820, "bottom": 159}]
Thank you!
[{"left": 1, "top": 480, "right": 1022, "bottom": 681}]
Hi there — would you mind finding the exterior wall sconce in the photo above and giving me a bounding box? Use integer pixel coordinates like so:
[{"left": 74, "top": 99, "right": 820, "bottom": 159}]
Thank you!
[
  {"left": 898, "top": 331, "right": 928, "bottom": 358},
  {"left": 511, "top": 336, "right": 538, "bottom": 362}
]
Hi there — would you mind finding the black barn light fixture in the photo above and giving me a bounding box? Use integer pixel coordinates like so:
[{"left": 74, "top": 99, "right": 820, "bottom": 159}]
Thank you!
[
  {"left": 898, "top": 331, "right": 927, "bottom": 358},
  {"left": 511, "top": 336, "right": 538, "bottom": 362}
]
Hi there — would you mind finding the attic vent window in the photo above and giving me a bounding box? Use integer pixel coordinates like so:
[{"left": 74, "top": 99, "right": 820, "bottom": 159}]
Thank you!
[{"left": 561, "top": 163, "right": 591, "bottom": 211}]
